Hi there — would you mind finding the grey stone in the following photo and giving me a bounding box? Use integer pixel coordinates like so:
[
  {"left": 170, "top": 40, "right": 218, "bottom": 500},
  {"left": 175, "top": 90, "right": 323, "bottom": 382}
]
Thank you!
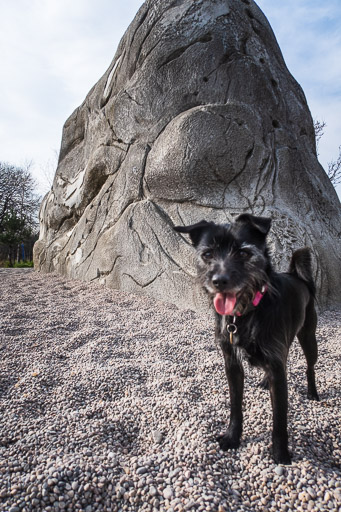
[
  {"left": 34, "top": 0, "right": 341, "bottom": 312},
  {"left": 275, "top": 466, "right": 285, "bottom": 476},
  {"left": 136, "top": 466, "right": 149, "bottom": 475},
  {"left": 152, "top": 430, "right": 163, "bottom": 444},
  {"left": 163, "top": 486, "right": 174, "bottom": 500},
  {"left": 307, "top": 487, "right": 317, "bottom": 499}
]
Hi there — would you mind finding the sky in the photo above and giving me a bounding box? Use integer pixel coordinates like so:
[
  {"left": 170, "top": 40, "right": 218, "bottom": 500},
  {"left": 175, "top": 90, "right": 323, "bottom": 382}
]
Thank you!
[{"left": 0, "top": 0, "right": 340, "bottom": 198}]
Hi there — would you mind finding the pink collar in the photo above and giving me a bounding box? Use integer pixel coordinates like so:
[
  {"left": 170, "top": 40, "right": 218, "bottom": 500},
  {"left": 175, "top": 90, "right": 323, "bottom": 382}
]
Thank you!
[
  {"left": 252, "top": 285, "right": 267, "bottom": 307},
  {"left": 232, "top": 285, "right": 268, "bottom": 318},
  {"left": 227, "top": 285, "right": 268, "bottom": 341}
]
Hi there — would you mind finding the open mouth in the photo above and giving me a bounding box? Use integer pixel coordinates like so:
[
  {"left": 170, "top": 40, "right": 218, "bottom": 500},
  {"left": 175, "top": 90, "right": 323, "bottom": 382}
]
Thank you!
[{"left": 213, "top": 292, "right": 237, "bottom": 316}]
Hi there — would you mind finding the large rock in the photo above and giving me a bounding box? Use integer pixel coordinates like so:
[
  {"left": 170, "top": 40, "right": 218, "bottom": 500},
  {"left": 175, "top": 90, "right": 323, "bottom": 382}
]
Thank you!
[{"left": 34, "top": 0, "right": 341, "bottom": 312}]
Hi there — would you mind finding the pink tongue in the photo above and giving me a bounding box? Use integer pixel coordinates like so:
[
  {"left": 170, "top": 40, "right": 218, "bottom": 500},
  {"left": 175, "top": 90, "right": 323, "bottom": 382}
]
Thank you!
[{"left": 213, "top": 293, "right": 237, "bottom": 316}]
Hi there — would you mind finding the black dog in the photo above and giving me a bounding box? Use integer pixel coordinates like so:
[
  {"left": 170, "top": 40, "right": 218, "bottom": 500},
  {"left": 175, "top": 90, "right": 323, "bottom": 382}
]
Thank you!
[{"left": 175, "top": 213, "right": 319, "bottom": 464}]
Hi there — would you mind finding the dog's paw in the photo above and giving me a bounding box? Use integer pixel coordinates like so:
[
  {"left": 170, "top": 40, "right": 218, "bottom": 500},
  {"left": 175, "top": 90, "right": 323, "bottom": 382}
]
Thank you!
[
  {"left": 273, "top": 448, "right": 292, "bottom": 465},
  {"left": 216, "top": 433, "right": 240, "bottom": 451}
]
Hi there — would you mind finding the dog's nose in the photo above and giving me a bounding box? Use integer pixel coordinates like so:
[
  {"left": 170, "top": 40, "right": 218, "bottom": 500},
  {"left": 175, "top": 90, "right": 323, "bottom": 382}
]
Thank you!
[{"left": 212, "top": 274, "right": 229, "bottom": 290}]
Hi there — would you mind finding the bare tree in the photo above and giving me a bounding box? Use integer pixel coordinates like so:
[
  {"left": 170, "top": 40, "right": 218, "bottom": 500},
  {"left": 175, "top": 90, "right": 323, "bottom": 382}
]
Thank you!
[
  {"left": 0, "top": 162, "right": 41, "bottom": 264},
  {"left": 0, "top": 162, "right": 40, "bottom": 231},
  {"left": 313, "top": 120, "right": 341, "bottom": 188},
  {"left": 327, "top": 146, "right": 341, "bottom": 186},
  {"left": 40, "top": 150, "right": 58, "bottom": 192},
  {"left": 313, "top": 119, "right": 326, "bottom": 155}
]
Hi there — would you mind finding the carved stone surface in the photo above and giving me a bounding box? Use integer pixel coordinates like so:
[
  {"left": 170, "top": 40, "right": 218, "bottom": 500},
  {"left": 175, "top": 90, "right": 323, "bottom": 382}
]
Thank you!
[{"left": 34, "top": 0, "right": 341, "bottom": 312}]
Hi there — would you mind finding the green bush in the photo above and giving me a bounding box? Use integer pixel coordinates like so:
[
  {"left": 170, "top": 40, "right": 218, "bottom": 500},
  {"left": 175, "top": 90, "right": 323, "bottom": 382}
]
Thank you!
[
  {"left": 14, "top": 261, "right": 34, "bottom": 268},
  {"left": 0, "top": 260, "right": 34, "bottom": 268}
]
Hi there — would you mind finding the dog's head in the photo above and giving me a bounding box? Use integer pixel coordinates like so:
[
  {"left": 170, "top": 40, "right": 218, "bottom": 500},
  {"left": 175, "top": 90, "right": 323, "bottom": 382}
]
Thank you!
[{"left": 174, "top": 214, "right": 272, "bottom": 316}]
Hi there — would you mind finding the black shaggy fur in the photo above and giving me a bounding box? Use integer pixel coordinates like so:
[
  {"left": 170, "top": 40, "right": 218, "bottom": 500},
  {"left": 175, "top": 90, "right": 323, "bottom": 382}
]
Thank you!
[{"left": 175, "top": 213, "right": 319, "bottom": 465}]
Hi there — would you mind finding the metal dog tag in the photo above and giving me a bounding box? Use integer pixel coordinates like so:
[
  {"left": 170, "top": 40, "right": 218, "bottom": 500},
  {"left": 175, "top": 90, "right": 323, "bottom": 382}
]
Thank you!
[{"left": 227, "top": 317, "right": 237, "bottom": 344}]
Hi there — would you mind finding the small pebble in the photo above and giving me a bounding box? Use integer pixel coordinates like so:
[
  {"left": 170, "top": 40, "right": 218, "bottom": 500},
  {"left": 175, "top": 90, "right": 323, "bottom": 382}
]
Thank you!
[
  {"left": 163, "top": 487, "right": 174, "bottom": 500},
  {"left": 136, "top": 467, "right": 148, "bottom": 475},
  {"left": 152, "top": 430, "right": 163, "bottom": 444}
]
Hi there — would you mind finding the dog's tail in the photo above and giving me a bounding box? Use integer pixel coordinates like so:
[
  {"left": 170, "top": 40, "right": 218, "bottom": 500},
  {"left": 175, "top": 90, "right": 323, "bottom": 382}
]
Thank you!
[{"left": 288, "top": 248, "right": 316, "bottom": 297}]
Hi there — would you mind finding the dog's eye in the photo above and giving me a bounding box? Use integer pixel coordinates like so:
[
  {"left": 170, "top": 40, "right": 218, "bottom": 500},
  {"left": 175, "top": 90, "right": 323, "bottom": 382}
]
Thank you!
[
  {"left": 201, "top": 250, "right": 213, "bottom": 262},
  {"left": 239, "top": 249, "right": 251, "bottom": 259}
]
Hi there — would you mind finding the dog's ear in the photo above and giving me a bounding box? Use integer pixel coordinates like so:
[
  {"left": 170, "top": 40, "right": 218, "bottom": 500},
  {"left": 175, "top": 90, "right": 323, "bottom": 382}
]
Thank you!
[
  {"left": 174, "top": 220, "right": 211, "bottom": 247},
  {"left": 234, "top": 214, "right": 271, "bottom": 243}
]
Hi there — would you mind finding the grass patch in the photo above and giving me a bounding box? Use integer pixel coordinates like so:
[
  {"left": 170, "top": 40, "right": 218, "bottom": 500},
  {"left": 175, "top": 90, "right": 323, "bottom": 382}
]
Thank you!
[{"left": 0, "top": 260, "right": 34, "bottom": 268}]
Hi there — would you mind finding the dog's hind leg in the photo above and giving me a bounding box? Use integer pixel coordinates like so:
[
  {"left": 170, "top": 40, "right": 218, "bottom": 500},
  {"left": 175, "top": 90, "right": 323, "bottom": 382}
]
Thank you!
[
  {"left": 268, "top": 364, "right": 292, "bottom": 465},
  {"left": 297, "top": 299, "right": 319, "bottom": 401},
  {"left": 217, "top": 351, "right": 244, "bottom": 451}
]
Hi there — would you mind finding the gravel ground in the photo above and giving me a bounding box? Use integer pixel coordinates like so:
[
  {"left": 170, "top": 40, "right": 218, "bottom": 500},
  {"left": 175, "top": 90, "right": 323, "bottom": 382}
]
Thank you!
[{"left": 0, "top": 269, "right": 340, "bottom": 512}]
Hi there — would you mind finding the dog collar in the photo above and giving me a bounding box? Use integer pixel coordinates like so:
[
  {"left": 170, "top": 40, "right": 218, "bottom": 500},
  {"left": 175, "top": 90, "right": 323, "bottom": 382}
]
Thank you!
[
  {"left": 235, "top": 284, "right": 268, "bottom": 317},
  {"left": 252, "top": 285, "right": 267, "bottom": 307},
  {"left": 227, "top": 285, "right": 268, "bottom": 344}
]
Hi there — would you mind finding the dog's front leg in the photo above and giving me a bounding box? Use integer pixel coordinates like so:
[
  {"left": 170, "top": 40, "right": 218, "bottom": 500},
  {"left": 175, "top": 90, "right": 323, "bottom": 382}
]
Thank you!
[
  {"left": 268, "top": 364, "right": 291, "bottom": 465},
  {"left": 217, "top": 350, "right": 244, "bottom": 451}
]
